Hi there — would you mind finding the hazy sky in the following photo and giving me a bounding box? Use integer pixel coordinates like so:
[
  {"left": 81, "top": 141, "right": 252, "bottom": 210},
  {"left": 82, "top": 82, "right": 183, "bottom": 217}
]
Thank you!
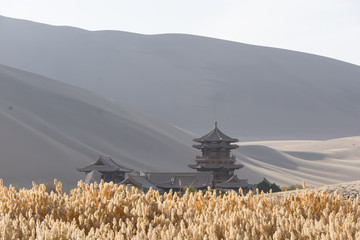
[{"left": 1, "top": 0, "right": 359, "bottom": 65}]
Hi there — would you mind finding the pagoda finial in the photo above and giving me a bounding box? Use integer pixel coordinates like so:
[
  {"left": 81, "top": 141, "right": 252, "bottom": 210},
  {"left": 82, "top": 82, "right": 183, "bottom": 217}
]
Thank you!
[{"left": 215, "top": 121, "right": 218, "bottom": 128}]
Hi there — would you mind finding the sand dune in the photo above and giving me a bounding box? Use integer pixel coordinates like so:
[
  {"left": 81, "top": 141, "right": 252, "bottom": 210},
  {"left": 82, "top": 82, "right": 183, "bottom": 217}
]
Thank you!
[
  {"left": 0, "top": 64, "right": 197, "bottom": 189},
  {"left": 1, "top": 15, "right": 360, "bottom": 139},
  {"left": 237, "top": 137, "right": 360, "bottom": 186},
  {"left": 1, "top": 63, "right": 360, "bottom": 189}
]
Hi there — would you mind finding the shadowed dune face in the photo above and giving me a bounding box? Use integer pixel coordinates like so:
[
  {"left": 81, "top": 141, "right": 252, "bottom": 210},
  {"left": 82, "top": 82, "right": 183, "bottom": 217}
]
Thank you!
[
  {"left": 0, "top": 64, "right": 197, "bottom": 189},
  {"left": 1, "top": 15, "right": 360, "bottom": 139},
  {"left": 237, "top": 145, "right": 298, "bottom": 170}
]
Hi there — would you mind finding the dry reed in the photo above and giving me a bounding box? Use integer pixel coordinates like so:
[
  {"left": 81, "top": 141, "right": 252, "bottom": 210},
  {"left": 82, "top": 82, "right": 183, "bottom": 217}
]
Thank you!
[{"left": 1, "top": 179, "right": 359, "bottom": 239}]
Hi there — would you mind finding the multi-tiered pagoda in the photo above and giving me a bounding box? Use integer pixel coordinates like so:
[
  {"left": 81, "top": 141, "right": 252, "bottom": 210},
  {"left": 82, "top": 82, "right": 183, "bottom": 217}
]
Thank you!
[{"left": 188, "top": 122, "right": 244, "bottom": 184}]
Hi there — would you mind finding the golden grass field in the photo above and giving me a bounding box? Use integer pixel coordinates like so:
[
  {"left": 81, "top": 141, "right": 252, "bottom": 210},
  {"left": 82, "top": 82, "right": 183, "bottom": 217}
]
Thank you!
[{"left": 1, "top": 179, "right": 359, "bottom": 239}]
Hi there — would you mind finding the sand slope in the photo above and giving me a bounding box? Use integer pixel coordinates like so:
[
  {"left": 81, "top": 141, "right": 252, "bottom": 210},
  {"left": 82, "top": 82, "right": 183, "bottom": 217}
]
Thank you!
[
  {"left": 1, "top": 60, "right": 358, "bottom": 189},
  {"left": 1, "top": 61, "right": 359, "bottom": 188},
  {"left": 1, "top": 15, "right": 360, "bottom": 139},
  {"left": 237, "top": 137, "right": 360, "bottom": 186},
  {"left": 0, "top": 64, "right": 197, "bottom": 189},
  {"left": 1, "top": 59, "right": 360, "bottom": 188}
]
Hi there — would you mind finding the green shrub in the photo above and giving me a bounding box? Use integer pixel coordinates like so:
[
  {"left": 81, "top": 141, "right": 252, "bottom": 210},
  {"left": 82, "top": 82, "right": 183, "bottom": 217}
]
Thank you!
[{"left": 256, "top": 180, "right": 281, "bottom": 193}]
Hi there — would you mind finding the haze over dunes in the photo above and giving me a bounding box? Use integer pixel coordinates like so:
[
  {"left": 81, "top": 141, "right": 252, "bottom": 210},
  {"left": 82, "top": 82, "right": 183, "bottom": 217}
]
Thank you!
[
  {"left": 1, "top": 15, "right": 360, "bottom": 139},
  {"left": 1, "top": 16, "right": 360, "bottom": 188},
  {"left": 0, "top": 64, "right": 196, "bottom": 189}
]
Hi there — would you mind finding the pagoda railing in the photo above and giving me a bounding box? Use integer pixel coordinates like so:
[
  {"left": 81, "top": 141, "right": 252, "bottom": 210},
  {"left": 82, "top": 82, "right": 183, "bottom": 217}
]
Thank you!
[
  {"left": 195, "top": 155, "right": 236, "bottom": 163},
  {"left": 196, "top": 155, "right": 236, "bottom": 159}
]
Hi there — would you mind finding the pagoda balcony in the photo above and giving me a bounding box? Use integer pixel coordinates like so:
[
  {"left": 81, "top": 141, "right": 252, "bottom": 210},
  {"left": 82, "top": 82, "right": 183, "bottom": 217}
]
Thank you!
[
  {"left": 195, "top": 155, "right": 236, "bottom": 163},
  {"left": 196, "top": 155, "right": 236, "bottom": 159}
]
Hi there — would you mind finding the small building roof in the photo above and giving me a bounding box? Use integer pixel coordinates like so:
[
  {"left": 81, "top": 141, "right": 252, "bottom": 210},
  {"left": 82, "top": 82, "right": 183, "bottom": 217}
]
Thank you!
[
  {"left": 150, "top": 172, "right": 213, "bottom": 189},
  {"left": 215, "top": 175, "right": 248, "bottom": 189},
  {"left": 77, "top": 155, "right": 132, "bottom": 173},
  {"left": 121, "top": 172, "right": 214, "bottom": 190},
  {"left": 193, "top": 122, "right": 239, "bottom": 143},
  {"left": 121, "top": 174, "right": 158, "bottom": 189}
]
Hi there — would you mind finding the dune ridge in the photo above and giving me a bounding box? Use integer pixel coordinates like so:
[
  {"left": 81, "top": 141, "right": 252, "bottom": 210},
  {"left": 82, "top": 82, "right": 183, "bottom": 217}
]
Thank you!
[
  {"left": 237, "top": 137, "right": 360, "bottom": 186},
  {"left": 1, "top": 15, "right": 360, "bottom": 139}
]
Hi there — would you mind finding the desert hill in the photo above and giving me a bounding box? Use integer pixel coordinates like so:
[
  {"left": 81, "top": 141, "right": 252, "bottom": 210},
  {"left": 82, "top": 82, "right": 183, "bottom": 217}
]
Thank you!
[
  {"left": 1, "top": 62, "right": 359, "bottom": 189},
  {"left": 0, "top": 64, "right": 197, "bottom": 189},
  {"left": 1, "top": 15, "right": 360, "bottom": 139},
  {"left": 237, "top": 137, "right": 360, "bottom": 186}
]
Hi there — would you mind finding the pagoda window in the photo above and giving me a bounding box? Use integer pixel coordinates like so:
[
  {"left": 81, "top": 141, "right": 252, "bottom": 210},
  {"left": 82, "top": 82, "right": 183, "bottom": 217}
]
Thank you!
[
  {"left": 219, "top": 151, "right": 228, "bottom": 159},
  {"left": 217, "top": 171, "right": 230, "bottom": 178},
  {"left": 209, "top": 152, "right": 217, "bottom": 158}
]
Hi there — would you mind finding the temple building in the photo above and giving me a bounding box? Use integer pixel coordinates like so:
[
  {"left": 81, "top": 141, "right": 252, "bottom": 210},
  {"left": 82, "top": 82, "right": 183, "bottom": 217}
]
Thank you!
[
  {"left": 78, "top": 122, "right": 248, "bottom": 192},
  {"left": 189, "top": 121, "right": 244, "bottom": 184},
  {"left": 121, "top": 172, "right": 213, "bottom": 192},
  {"left": 77, "top": 155, "right": 132, "bottom": 184},
  {"left": 121, "top": 122, "right": 248, "bottom": 191}
]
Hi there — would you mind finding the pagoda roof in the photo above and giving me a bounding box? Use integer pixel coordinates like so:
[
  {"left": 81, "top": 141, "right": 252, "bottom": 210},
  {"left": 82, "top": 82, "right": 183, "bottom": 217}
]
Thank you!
[
  {"left": 193, "top": 144, "right": 239, "bottom": 150},
  {"left": 215, "top": 175, "right": 248, "bottom": 189},
  {"left": 193, "top": 122, "right": 239, "bottom": 143},
  {"left": 77, "top": 155, "right": 132, "bottom": 173},
  {"left": 188, "top": 163, "right": 244, "bottom": 170}
]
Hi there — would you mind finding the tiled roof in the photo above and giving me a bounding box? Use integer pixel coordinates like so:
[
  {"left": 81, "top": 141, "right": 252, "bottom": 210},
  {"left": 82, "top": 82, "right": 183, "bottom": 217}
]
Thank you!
[
  {"left": 77, "top": 155, "right": 132, "bottom": 173},
  {"left": 150, "top": 172, "right": 213, "bottom": 189},
  {"left": 215, "top": 175, "right": 248, "bottom": 189},
  {"left": 122, "top": 172, "right": 214, "bottom": 190},
  {"left": 193, "top": 144, "right": 239, "bottom": 149},
  {"left": 193, "top": 122, "right": 238, "bottom": 143},
  {"left": 121, "top": 174, "right": 157, "bottom": 189}
]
